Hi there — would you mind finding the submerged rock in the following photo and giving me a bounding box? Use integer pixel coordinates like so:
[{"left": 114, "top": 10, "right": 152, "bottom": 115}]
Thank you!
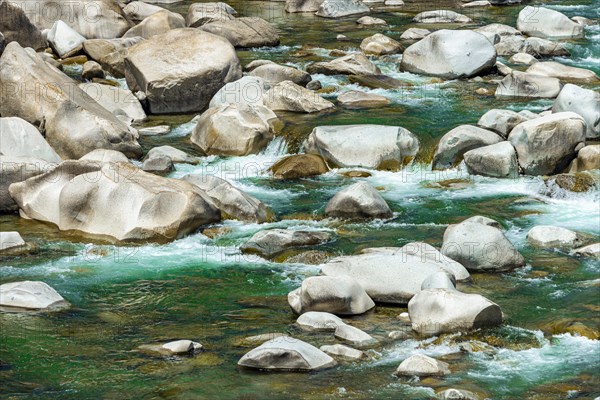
[
  {"left": 238, "top": 337, "right": 337, "bottom": 371},
  {"left": 508, "top": 112, "right": 586, "bottom": 175},
  {"left": 325, "top": 182, "right": 392, "bottom": 220},
  {"left": 270, "top": 154, "right": 329, "bottom": 179},
  {"left": 288, "top": 275, "right": 375, "bottom": 315},
  {"left": 517, "top": 6, "right": 584, "bottom": 39},
  {"left": 395, "top": 354, "right": 450, "bottom": 376},
  {"left": 573, "top": 243, "right": 600, "bottom": 258},
  {"left": 442, "top": 216, "right": 525, "bottom": 272},
  {"left": 0, "top": 281, "right": 69, "bottom": 311},
  {"left": 409, "top": 289, "right": 503, "bottom": 336},
  {"left": 241, "top": 229, "right": 330, "bottom": 257},
  {"left": 304, "top": 125, "right": 419, "bottom": 170},
  {"left": 9, "top": 161, "right": 220, "bottom": 242},
  {"left": 545, "top": 173, "right": 596, "bottom": 193},
  {"left": 527, "top": 226, "right": 582, "bottom": 248},
  {"left": 437, "top": 389, "right": 480, "bottom": 400},
  {"left": 124, "top": 28, "right": 242, "bottom": 114},
  {"left": 552, "top": 84, "right": 600, "bottom": 139},
  {"left": 285, "top": 0, "right": 326, "bottom": 13},
  {"left": 432, "top": 125, "right": 503, "bottom": 170},
  {"left": 400, "top": 30, "right": 496, "bottom": 79}
]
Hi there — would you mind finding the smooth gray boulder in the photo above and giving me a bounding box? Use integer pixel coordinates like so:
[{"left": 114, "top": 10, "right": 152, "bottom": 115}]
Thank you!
[
  {"left": 334, "top": 324, "right": 377, "bottom": 347},
  {"left": 186, "top": 2, "right": 236, "bottom": 27},
  {"left": 509, "top": 52, "right": 538, "bottom": 66},
  {"left": 517, "top": 6, "right": 584, "bottom": 39},
  {"left": 142, "top": 155, "right": 174, "bottom": 173},
  {"left": 477, "top": 109, "right": 529, "bottom": 138},
  {"left": 209, "top": 76, "right": 268, "bottom": 108},
  {"left": 0, "top": 281, "right": 69, "bottom": 311},
  {"left": 286, "top": 0, "right": 326, "bottom": 12},
  {"left": 79, "top": 83, "right": 147, "bottom": 123},
  {"left": 80, "top": 149, "right": 129, "bottom": 163},
  {"left": 82, "top": 36, "right": 144, "bottom": 77},
  {"left": 357, "top": 16, "right": 386, "bottom": 26},
  {"left": 0, "top": 117, "right": 61, "bottom": 163},
  {"left": 249, "top": 63, "right": 311, "bottom": 88},
  {"left": 297, "top": 311, "right": 345, "bottom": 331},
  {"left": 200, "top": 17, "right": 279, "bottom": 48},
  {"left": 508, "top": 112, "right": 586, "bottom": 175},
  {"left": 337, "top": 91, "right": 390, "bottom": 109},
  {"left": 315, "top": 0, "right": 370, "bottom": 18},
  {"left": 0, "top": 42, "right": 142, "bottom": 159},
  {"left": 320, "top": 344, "right": 364, "bottom": 360},
  {"left": 191, "top": 103, "right": 278, "bottom": 156},
  {"left": 81, "top": 61, "right": 104, "bottom": 81},
  {"left": 553, "top": 84, "right": 600, "bottom": 139},
  {"left": 238, "top": 337, "right": 337, "bottom": 371},
  {"left": 325, "top": 182, "right": 392, "bottom": 220},
  {"left": 183, "top": 175, "right": 272, "bottom": 223},
  {"left": 0, "top": 156, "right": 56, "bottom": 211},
  {"left": 495, "top": 71, "right": 561, "bottom": 98},
  {"left": 464, "top": 142, "right": 519, "bottom": 178},
  {"left": 437, "top": 389, "right": 480, "bottom": 400},
  {"left": 527, "top": 62, "right": 599, "bottom": 83},
  {"left": 400, "top": 28, "right": 430, "bottom": 41},
  {"left": 0, "top": 232, "right": 26, "bottom": 252},
  {"left": 47, "top": 20, "right": 86, "bottom": 58},
  {"left": 413, "top": 10, "right": 471, "bottom": 23},
  {"left": 123, "top": 2, "right": 166, "bottom": 22},
  {"left": 307, "top": 54, "right": 381, "bottom": 76},
  {"left": 287, "top": 275, "right": 375, "bottom": 315},
  {"left": 8, "top": 161, "right": 220, "bottom": 242},
  {"left": 421, "top": 271, "right": 456, "bottom": 290},
  {"left": 441, "top": 217, "right": 525, "bottom": 272},
  {"left": 392, "top": 242, "right": 470, "bottom": 280},
  {"left": 400, "top": 30, "right": 496, "bottom": 79},
  {"left": 524, "top": 37, "right": 570, "bottom": 57},
  {"left": 321, "top": 246, "right": 469, "bottom": 303},
  {"left": 241, "top": 229, "right": 330, "bottom": 256},
  {"left": 147, "top": 146, "right": 197, "bottom": 165},
  {"left": 160, "top": 340, "right": 203, "bottom": 354},
  {"left": 360, "top": 34, "right": 402, "bottom": 55},
  {"left": 395, "top": 354, "right": 450, "bottom": 376},
  {"left": 527, "top": 225, "right": 582, "bottom": 248},
  {"left": 264, "top": 81, "right": 334, "bottom": 113},
  {"left": 409, "top": 288, "right": 503, "bottom": 336},
  {"left": 573, "top": 243, "right": 600, "bottom": 258},
  {"left": 124, "top": 28, "right": 242, "bottom": 114},
  {"left": 304, "top": 125, "right": 419, "bottom": 170},
  {"left": 0, "top": 1, "right": 47, "bottom": 50},
  {"left": 123, "top": 10, "right": 186, "bottom": 39},
  {"left": 572, "top": 145, "right": 600, "bottom": 172},
  {"left": 432, "top": 125, "right": 503, "bottom": 170},
  {"left": 7, "top": 0, "right": 131, "bottom": 39}
]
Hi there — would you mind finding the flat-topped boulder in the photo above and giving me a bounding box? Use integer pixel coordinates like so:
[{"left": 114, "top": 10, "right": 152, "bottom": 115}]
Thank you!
[
  {"left": 463, "top": 142, "right": 519, "bottom": 178},
  {"left": 337, "top": 91, "right": 390, "bottom": 109},
  {"left": 265, "top": 81, "right": 334, "bottom": 113},
  {"left": 477, "top": 109, "right": 529, "bottom": 138},
  {"left": 80, "top": 149, "right": 129, "bottom": 164},
  {"left": 526, "top": 62, "right": 599, "bottom": 83},
  {"left": 200, "top": 17, "right": 279, "bottom": 48},
  {"left": 123, "top": 2, "right": 166, "bottom": 22},
  {"left": 288, "top": 275, "right": 375, "bottom": 315},
  {"left": 123, "top": 10, "right": 185, "bottom": 39},
  {"left": 0, "top": 281, "right": 69, "bottom": 312},
  {"left": 191, "top": 103, "right": 278, "bottom": 156},
  {"left": 147, "top": 146, "right": 197, "bottom": 165},
  {"left": 409, "top": 288, "right": 503, "bottom": 336},
  {"left": 238, "top": 337, "right": 337, "bottom": 371},
  {"left": 517, "top": 6, "right": 584, "bottom": 39},
  {"left": 9, "top": 161, "right": 220, "bottom": 242},
  {"left": 400, "top": 30, "right": 496, "bottom": 79},
  {"left": 124, "top": 28, "right": 242, "bottom": 114},
  {"left": 240, "top": 229, "right": 330, "bottom": 257},
  {"left": 325, "top": 182, "right": 392, "bottom": 220},
  {"left": 316, "top": 0, "right": 370, "bottom": 18},
  {"left": 413, "top": 10, "right": 471, "bottom": 23},
  {"left": 495, "top": 71, "right": 561, "bottom": 98},
  {"left": 307, "top": 54, "right": 381, "bottom": 76},
  {"left": 334, "top": 324, "right": 377, "bottom": 347},
  {"left": 186, "top": 2, "right": 236, "bottom": 27},
  {"left": 270, "top": 154, "right": 329, "bottom": 179},
  {"left": 297, "top": 311, "right": 345, "bottom": 331},
  {"left": 527, "top": 226, "right": 582, "bottom": 248},
  {"left": 0, "top": 42, "right": 142, "bottom": 159},
  {"left": 432, "top": 125, "right": 503, "bottom": 170},
  {"left": 508, "top": 112, "right": 586, "bottom": 175},
  {"left": 400, "top": 28, "right": 430, "bottom": 41},
  {"left": 552, "top": 84, "right": 600, "bottom": 139},
  {"left": 304, "top": 125, "right": 419, "bottom": 170},
  {"left": 248, "top": 64, "right": 311, "bottom": 88},
  {"left": 320, "top": 344, "right": 364, "bottom": 360},
  {"left": 395, "top": 354, "right": 450, "bottom": 376},
  {"left": 441, "top": 217, "right": 525, "bottom": 272},
  {"left": 321, "top": 245, "right": 469, "bottom": 303}
]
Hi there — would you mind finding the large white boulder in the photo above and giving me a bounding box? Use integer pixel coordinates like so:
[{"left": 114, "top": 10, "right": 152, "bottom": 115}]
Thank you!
[
  {"left": 441, "top": 216, "right": 525, "bottom": 272},
  {"left": 321, "top": 245, "right": 469, "bottom": 303},
  {"left": 123, "top": 10, "right": 186, "bottom": 40},
  {"left": 477, "top": 109, "right": 529, "bottom": 138},
  {"left": 0, "top": 42, "right": 142, "bottom": 159},
  {"left": 8, "top": 161, "right": 220, "bottom": 242},
  {"left": 517, "top": 6, "right": 584, "bottom": 39},
  {"left": 432, "top": 125, "right": 503, "bottom": 170},
  {"left": 0, "top": 232, "right": 26, "bottom": 252},
  {"left": 287, "top": 275, "right": 375, "bottom": 315},
  {"left": 200, "top": 17, "right": 279, "bottom": 48},
  {"left": 304, "top": 125, "right": 419, "bottom": 170},
  {"left": 495, "top": 70, "right": 561, "bottom": 98},
  {"left": 408, "top": 288, "right": 503, "bottom": 335},
  {"left": 463, "top": 142, "right": 519, "bottom": 178},
  {"left": 315, "top": 0, "right": 370, "bottom": 18},
  {"left": 400, "top": 30, "right": 496, "bottom": 79},
  {"left": 47, "top": 20, "right": 86, "bottom": 58},
  {"left": 191, "top": 103, "right": 278, "bottom": 156},
  {"left": 0, "top": 281, "right": 69, "bottom": 311},
  {"left": 124, "top": 28, "right": 242, "bottom": 114},
  {"left": 508, "top": 112, "right": 586, "bottom": 175},
  {"left": 209, "top": 76, "right": 268, "bottom": 108},
  {"left": 0, "top": 117, "right": 61, "bottom": 163},
  {"left": 264, "top": 81, "right": 334, "bottom": 113},
  {"left": 527, "top": 225, "right": 582, "bottom": 248},
  {"left": 526, "top": 61, "right": 599, "bottom": 84},
  {"left": 553, "top": 84, "right": 600, "bottom": 139},
  {"left": 238, "top": 337, "right": 337, "bottom": 371},
  {"left": 79, "top": 83, "right": 147, "bottom": 124}
]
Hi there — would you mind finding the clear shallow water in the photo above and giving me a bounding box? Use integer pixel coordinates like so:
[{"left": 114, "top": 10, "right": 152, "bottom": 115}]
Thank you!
[{"left": 1, "top": 0, "right": 599, "bottom": 399}]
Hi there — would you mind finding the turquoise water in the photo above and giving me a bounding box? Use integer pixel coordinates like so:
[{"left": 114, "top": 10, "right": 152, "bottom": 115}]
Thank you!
[{"left": 1, "top": 0, "right": 599, "bottom": 398}]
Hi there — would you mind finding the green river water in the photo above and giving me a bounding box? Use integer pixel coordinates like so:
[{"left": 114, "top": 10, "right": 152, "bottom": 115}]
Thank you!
[{"left": 1, "top": 0, "right": 599, "bottom": 399}]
